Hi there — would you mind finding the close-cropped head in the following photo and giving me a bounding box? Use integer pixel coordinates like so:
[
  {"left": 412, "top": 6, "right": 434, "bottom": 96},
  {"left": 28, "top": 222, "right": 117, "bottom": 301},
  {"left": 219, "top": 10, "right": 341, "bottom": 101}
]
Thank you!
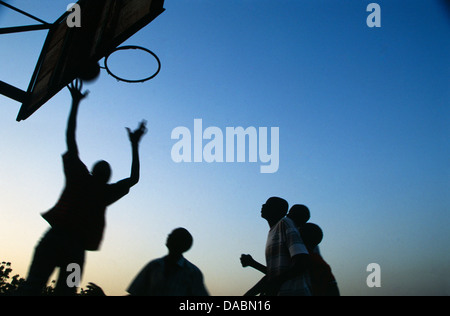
[
  {"left": 166, "top": 228, "right": 193, "bottom": 254},
  {"left": 287, "top": 204, "right": 311, "bottom": 227},
  {"left": 261, "top": 197, "right": 289, "bottom": 221},
  {"left": 91, "top": 160, "right": 112, "bottom": 184},
  {"left": 301, "top": 223, "right": 323, "bottom": 250}
]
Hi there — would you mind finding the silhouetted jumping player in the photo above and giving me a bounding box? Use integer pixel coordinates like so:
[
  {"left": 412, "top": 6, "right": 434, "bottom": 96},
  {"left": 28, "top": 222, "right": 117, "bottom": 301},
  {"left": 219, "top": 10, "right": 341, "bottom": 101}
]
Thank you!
[
  {"left": 127, "top": 228, "right": 209, "bottom": 296},
  {"left": 300, "top": 223, "right": 340, "bottom": 296},
  {"left": 242, "top": 197, "right": 311, "bottom": 296},
  {"left": 21, "top": 79, "right": 147, "bottom": 295}
]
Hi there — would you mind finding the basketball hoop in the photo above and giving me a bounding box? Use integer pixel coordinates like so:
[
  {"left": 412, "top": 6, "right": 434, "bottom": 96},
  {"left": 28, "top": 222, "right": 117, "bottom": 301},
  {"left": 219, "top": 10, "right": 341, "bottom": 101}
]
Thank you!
[{"left": 103, "top": 45, "right": 161, "bottom": 83}]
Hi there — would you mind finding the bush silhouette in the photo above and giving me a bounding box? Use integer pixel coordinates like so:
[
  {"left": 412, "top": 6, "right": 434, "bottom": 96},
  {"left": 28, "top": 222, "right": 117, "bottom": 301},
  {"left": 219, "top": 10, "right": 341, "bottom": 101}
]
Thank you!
[
  {"left": 0, "top": 261, "right": 25, "bottom": 296},
  {"left": 1, "top": 261, "right": 100, "bottom": 296}
]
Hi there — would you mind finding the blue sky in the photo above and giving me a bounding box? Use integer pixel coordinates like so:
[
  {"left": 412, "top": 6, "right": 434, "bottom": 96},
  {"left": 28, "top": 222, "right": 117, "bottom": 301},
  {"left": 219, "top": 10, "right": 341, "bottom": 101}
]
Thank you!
[{"left": 0, "top": 0, "right": 449, "bottom": 296}]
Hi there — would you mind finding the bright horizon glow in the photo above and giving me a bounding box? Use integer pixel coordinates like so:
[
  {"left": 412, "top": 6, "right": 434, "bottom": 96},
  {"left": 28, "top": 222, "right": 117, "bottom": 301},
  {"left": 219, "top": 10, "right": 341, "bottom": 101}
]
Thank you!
[{"left": 1, "top": 0, "right": 449, "bottom": 296}]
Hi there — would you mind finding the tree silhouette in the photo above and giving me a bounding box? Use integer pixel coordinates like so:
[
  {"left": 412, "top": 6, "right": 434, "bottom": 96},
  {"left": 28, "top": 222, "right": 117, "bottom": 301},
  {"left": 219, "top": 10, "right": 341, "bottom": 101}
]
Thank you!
[
  {"left": 0, "top": 261, "right": 25, "bottom": 296},
  {"left": 0, "top": 261, "right": 57, "bottom": 296},
  {"left": 1, "top": 260, "right": 100, "bottom": 296}
]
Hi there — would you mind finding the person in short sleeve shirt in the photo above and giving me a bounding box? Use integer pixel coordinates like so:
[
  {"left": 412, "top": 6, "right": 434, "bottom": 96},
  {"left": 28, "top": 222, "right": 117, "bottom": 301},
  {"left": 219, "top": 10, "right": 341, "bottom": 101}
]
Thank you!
[
  {"left": 243, "top": 197, "right": 311, "bottom": 296},
  {"left": 265, "top": 216, "right": 311, "bottom": 296}
]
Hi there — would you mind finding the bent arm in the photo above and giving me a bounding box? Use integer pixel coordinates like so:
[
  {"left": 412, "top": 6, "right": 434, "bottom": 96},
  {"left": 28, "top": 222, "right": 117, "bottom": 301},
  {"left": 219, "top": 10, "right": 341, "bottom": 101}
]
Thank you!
[
  {"left": 244, "top": 276, "right": 267, "bottom": 296},
  {"left": 250, "top": 260, "right": 267, "bottom": 275},
  {"left": 241, "top": 255, "right": 267, "bottom": 275}
]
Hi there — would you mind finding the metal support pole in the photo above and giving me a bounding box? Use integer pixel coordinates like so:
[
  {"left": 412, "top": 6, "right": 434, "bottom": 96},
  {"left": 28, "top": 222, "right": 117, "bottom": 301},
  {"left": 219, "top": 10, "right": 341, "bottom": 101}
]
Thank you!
[
  {"left": 0, "top": 81, "right": 27, "bottom": 103},
  {"left": 0, "top": 24, "right": 51, "bottom": 35},
  {"left": 0, "top": 0, "right": 50, "bottom": 25}
]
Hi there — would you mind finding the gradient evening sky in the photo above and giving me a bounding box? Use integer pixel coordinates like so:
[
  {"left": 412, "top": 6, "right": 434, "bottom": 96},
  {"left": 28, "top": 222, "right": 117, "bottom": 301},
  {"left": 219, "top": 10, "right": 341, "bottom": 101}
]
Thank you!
[{"left": 0, "top": 0, "right": 449, "bottom": 296}]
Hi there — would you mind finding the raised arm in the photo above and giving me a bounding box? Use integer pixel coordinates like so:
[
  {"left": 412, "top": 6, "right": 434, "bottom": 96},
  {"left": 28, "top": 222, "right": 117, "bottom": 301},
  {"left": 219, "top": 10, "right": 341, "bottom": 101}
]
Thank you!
[
  {"left": 66, "top": 79, "right": 89, "bottom": 155},
  {"left": 125, "top": 120, "right": 147, "bottom": 187}
]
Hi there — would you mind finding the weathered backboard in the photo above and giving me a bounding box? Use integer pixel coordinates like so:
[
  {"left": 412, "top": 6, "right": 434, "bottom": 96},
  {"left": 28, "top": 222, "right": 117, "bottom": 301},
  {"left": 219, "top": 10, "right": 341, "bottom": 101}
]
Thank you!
[{"left": 16, "top": 0, "right": 165, "bottom": 121}]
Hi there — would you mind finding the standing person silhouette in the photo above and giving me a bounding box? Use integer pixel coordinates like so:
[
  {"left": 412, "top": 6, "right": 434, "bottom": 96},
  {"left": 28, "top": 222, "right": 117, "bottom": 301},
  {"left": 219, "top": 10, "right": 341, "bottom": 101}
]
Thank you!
[
  {"left": 287, "top": 204, "right": 321, "bottom": 255},
  {"left": 243, "top": 197, "right": 311, "bottom": 296},
  {"left": 300, "top": 223, "right": 340, "bottom": 296},
  {"left": 241, "top": 204, "right": 314, "bottom": 275},
  {"left": 21, "top": 79, "right": 147, "bottom": 296},
  {"left": 127, "top": 228, "right": 209, "bottom": 296}
]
